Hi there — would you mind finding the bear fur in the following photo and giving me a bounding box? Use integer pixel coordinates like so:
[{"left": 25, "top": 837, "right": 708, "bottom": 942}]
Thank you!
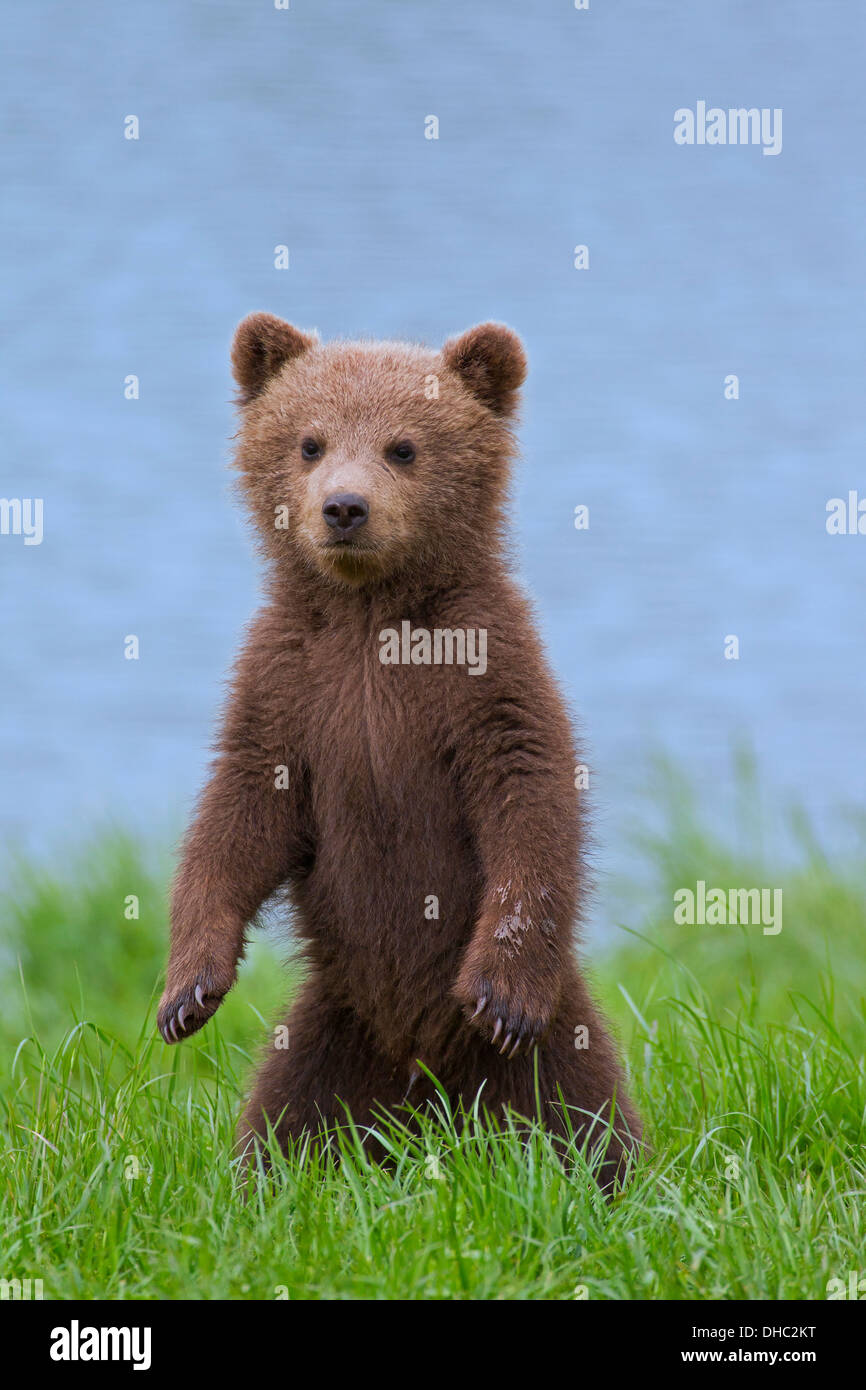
[{"left": 157, "top": 313, "right": 643, "bottom": 1186}]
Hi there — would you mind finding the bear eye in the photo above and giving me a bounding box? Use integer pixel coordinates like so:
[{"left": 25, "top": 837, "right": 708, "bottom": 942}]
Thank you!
[
  {"left": 389, "top": 440, "right": 416, "bottom": 464},
  {"left": 301, "top": 438, "right": 323, "bottom": 461}
]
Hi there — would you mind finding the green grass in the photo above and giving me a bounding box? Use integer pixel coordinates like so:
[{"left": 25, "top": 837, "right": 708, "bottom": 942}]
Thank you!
[{"left": 1, "top": 777, "right": 864, "bottom": 1300}]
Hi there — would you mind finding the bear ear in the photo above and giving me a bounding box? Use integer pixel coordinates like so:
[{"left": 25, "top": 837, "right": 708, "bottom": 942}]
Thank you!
[
  {"left": 231, "top": 312, "right": 317, "bottom": 404},
  {"left": 442, "top": 322, "right": 527, "bottom": 416}
]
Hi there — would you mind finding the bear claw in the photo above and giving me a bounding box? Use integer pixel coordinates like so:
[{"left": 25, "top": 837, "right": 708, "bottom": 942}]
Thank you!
[
  {"left": 158, "top": 975, "right": 228, "bottom": 1045},
  {"left": 461, "top": 976, "right": 548, "bottom": 1059}
]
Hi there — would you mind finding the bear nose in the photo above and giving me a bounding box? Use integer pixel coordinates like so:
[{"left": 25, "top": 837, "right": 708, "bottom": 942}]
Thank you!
[{"left": 322, "top": 492, "right": 369, "bottom": 535}]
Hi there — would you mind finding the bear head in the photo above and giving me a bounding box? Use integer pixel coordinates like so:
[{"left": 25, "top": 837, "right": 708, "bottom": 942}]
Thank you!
[{"left": 231, "top": 313, "right": 527, "bottom": 592}]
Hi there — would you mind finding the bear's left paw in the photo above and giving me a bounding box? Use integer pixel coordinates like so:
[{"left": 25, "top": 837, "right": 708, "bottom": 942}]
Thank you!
[{"left": 456, "top": 966, "right": 557, "bottom": 1060}]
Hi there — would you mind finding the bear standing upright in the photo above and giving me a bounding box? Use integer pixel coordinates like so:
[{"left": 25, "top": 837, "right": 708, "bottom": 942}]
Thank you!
[{"left": 157, "top": 313, "right": 643, "bottom": 1185}]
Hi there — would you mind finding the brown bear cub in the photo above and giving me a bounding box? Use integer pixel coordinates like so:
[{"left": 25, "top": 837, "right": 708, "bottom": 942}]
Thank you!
[{"left": 158, "top": 313, "right": 643, "bottom": 1185}]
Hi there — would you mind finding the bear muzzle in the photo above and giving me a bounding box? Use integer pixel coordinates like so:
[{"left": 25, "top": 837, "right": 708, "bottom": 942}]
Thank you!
[{"left": 322, "top": 492, "right": 370, "bottom": 540}]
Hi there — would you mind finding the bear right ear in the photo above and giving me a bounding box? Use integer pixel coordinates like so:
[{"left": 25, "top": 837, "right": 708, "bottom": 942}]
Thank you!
[{"left": 231, "top": 312, "right": 316, "bottom": 404}]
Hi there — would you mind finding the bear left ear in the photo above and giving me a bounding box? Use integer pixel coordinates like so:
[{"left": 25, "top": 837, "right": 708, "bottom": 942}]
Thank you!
[
  {"left": 442, "top": 322, "right": 527, "bottom": 416},
  {"left": 231, "top": 312, "right": 317, "bottom": 405}
]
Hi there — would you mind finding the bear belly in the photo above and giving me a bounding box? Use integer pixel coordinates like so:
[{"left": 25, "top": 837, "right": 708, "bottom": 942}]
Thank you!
[{"left": 290, "top": 753, "right": 480, "bottom": 1059}]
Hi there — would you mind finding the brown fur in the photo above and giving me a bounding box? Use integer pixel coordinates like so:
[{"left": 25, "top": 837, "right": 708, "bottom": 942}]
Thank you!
[{"left": 158, "top": 313, "right": 643, "bottom": 1187}]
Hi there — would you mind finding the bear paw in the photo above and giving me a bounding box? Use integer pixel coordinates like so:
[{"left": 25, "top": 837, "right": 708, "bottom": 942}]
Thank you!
[
  {"left": 157, "top": 972, "right": 230, "bottom": 1045},
  {"left": 456, "top": 966, "right": 557, "bottom": 1060}
]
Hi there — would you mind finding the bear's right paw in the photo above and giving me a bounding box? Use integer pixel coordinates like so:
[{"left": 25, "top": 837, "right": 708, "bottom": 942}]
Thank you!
[{"left": 157, "top": 974, "right": 229, "bottom": 1045}]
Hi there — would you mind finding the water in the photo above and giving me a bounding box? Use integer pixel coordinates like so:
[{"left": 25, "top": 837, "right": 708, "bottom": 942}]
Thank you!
[{"left": 2, "top": 0, "right": 864, "bottom": 934}]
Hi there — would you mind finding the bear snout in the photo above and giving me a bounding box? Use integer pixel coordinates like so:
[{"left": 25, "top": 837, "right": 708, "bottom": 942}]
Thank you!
[{"left": 322, "top": 492, "right": 370, "bottom": 537}]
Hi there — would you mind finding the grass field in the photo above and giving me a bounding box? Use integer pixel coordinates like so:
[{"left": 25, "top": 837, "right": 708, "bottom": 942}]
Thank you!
[{"left": 1, "top": 774, "right": 864, "bottom": 1300}]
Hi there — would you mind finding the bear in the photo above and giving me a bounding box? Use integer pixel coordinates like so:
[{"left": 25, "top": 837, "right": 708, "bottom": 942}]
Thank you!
[{"left": 157, "top": 312, "right": 643, "bottom": 1188}]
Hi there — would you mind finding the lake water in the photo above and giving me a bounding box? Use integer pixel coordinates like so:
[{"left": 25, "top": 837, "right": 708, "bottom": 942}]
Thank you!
[{"left": 2, "top": 0, "right": 864, "bottom": 935}]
